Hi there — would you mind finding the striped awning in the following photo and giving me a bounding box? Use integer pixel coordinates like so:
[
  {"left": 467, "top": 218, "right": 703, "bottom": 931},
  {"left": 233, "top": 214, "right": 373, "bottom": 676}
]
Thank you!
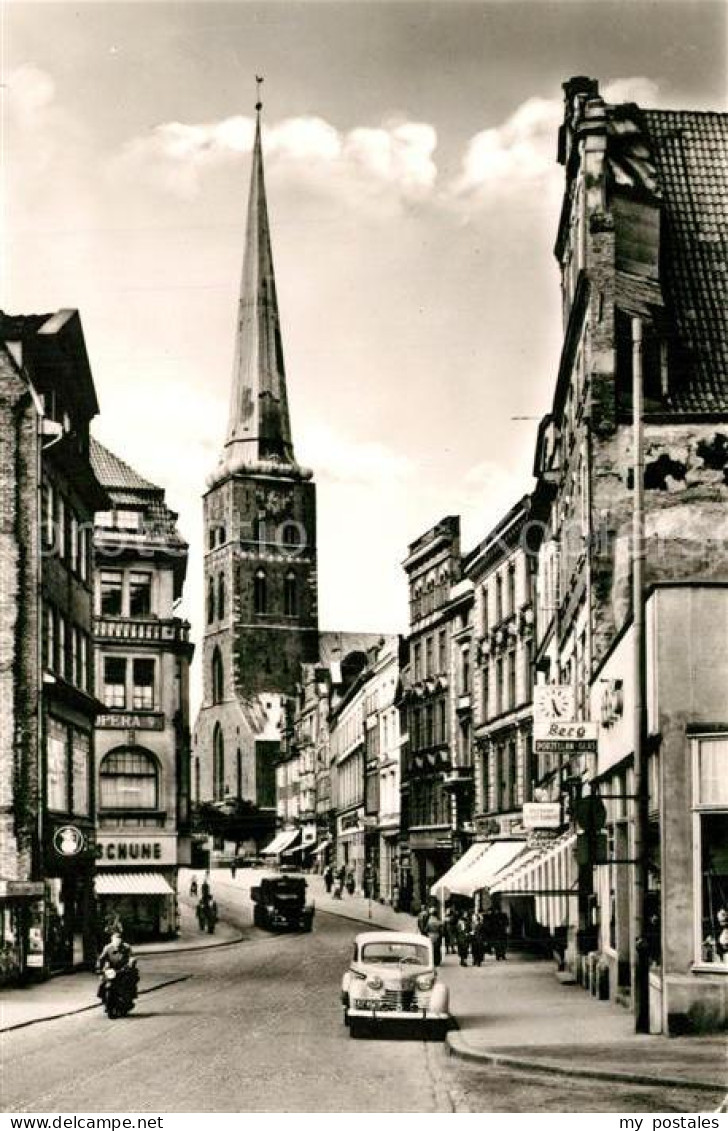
[
  {"left": 95, "top": 872, "right": 173, "bottom": 896},
  {"left": 261, "top": 829, "right": 300, "bottom": 856},
  {"left": 430, "top": 841, "right": 492, "bottom": 899},
  {"left": 446, "top": 840, "right": 528, "bottom": 897}
]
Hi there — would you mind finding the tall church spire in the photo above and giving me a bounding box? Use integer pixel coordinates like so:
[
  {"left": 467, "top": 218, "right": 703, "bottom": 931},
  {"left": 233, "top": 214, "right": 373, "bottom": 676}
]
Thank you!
[{"left": 225, "top": 86, "right": 295, "bottom": 467}]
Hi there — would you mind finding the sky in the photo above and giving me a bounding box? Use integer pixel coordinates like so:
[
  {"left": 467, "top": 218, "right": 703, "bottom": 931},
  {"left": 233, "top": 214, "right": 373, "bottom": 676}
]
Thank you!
[{"left": 3, "top": 0, "right": 726, "bottom": 712}]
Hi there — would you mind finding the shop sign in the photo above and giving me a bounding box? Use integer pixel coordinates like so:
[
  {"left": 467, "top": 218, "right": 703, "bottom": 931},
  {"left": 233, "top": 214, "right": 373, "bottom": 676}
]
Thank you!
[
  {"left": 534, "top": 720, "right": 598, "bottom": 753},
  {"left": 95, "top": 835, "right": 177, "bottom": 866},
  {"left": 0, "top": 881, "right": 45, "bottom": 899},
  {"left": 52, "top": 825, "right": 87, "bottom": 858},
  {"left": 96, "top": 712, "right": 165, "bottom": 731},
  {"left": 523, "top": 802, "right": 562, "bottom": 830}
]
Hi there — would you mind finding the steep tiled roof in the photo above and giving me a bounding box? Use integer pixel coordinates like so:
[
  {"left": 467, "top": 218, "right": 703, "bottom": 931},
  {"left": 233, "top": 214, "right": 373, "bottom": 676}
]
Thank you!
[
  {"left": 641, "top": 110, "right": 728, "bottom": 413},
  {"left": 90, "top": 436, "right": 159, "bottom": 494}
]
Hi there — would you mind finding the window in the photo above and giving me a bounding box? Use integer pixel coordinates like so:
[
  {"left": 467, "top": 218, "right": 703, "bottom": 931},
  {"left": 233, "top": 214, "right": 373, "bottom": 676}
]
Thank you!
[
  {"left": 254, "top": 569, "right": 267, "bottom": 615},
  {"left": 236, "top": 748, "right": 243, "bottom": 798},
  {"left": 70, "top": 515, "right": 79, "bottom": 574},
  {"left": 71, "top": 729, "right": 90, "bottom": 815},
  {"left": 217, "top": 573, "right": 225, "bottom": 620},
  {"left": 496, "top": 658, "right": 504, "bottom": 716},
  {"left": 43, "top": 605, "right": 55, "bottom": 672},
  {"left": 42, "top": 481, "right": 54, "bottom": 551},
  {"left": 694, "top": 738, "right": 728, "bottom": 965},
  {"left": 461, "top": 647, "right": 471, "bottom": 695},
  {"left": 425, "top": 637, "right": 433, "bottom": 679},
  {"left": 47, "top": 717, "right": 69, "bottom": 811},
  {"left": 78, "top": 524, "right": 90, "bottom": 582},
  {"left": 103, "top": 657, "right": 126, "bottom": 709},
  {"left": 481, "top": 585, "right": 489, "bottom": 636},
  {"left": 413, "top": 643, "right": 422, "bottom": 683},
  {"left": 508, "top": 649, "right": 517, "bottom": 710},
  {"left": 212, "top": 647, "right": 224, "bottom": 704},
  {"left": 207, "top": 576, "right": 215, "bottom": 624},
  {"left": 481, "top": 664, "right": 490, "bottom": 722},
  {"left": 100, "top": 747, "right": 158, "bottom": 810},
  {"left": 71, "top": 627, "right": 79, "bottom": 688},
  {"left": 57, "top": 616, "right": 67, "bottom": 680},
  {"left": 100, "top": 571, "right": 123, "bottom": 617},
  {"left": 438, "top": 629, "right": 447, "bottom": 674},
  {"left": 55, "top": 494, "right": 66, "bottom": 561},
  {"left": 80, "top": 633, "right": 89, "bottom": 693},
  {"left": 132, "top": 658, "right": 155, "bottom": 710},
  {"left": 507, "top": 564, "right": 516, "bottom": 617},
  {"left": 425, "top": 704, "right": 434, "bottom": 747},
  {"left": 281, "top": 522, "right": 302, "bottom": 549},
  {"left": 213, "top": 725, "right": 225, "bottom": 802},
  {"left": 496, "top": 574, "right": 503, "bottom": 623},
  {"left": 129, "top": 573, "right": 152, "bottom": 617},
  {"left": 438, "top": 699, "right": 447, "bottom": 745},
  {"left": 284, "top": 571, "right": 297, "bottom": 617}
]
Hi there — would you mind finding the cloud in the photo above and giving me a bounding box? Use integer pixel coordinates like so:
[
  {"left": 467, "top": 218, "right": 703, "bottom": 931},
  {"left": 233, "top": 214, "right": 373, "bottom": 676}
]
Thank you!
[
  {"left": 298, "top": 421, "right": 416, "bottom": 487},
  {"left": 451, "top": 77, "right": 663, "bottom": 205},
  {"left": 111, "top": 112, "right": 438, "bottom": 205}
]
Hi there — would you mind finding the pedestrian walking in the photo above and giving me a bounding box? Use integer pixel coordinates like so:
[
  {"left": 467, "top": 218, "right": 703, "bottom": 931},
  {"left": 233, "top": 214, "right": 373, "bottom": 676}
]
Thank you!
[
  {"left": 425, "top": 908, "right": 444, "bottom": 967},
  {"left": 323, "top": 864, "right": 334, "bottom": 894},
  {"left": 444, "top": 906, "right": 458, "bottom": 955},
  {"left": 230, "top": 858, "right": 237, "bottom": 880},
  {"left": 345, "top": 869, "right": 355, "bottom": 896},
  {"left": 417, "top": 903, "right": 431, "bottom": 935},
  {"left": 491, "top": 902, "right": 509, "bottom": 961},
  {"left": 471, "top": 912, "right": 486, "bottom": 967},
  {"left": 456, "top": 915, "right": 472, "bottom": 967}
]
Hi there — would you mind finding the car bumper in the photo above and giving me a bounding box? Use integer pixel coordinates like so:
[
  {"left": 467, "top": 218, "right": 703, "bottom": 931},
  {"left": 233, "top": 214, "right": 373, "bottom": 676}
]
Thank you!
[{"left": 347, "top": 1005, "right": 449, "bottom": 1022}]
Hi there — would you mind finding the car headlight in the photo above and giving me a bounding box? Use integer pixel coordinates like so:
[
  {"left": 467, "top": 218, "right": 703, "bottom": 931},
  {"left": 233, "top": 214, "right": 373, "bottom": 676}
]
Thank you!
[
  {"left": 367, "top": 975, "right": 383, "bottom": 991},
  {"left": 416, "top": 973, "right": 435, "bottom": 991}
]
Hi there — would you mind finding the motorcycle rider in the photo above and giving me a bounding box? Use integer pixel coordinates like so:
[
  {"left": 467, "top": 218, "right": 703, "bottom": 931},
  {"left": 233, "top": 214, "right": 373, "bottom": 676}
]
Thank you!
[{"left": 96, "top": 930, "right": 139, "bottom": 1001}]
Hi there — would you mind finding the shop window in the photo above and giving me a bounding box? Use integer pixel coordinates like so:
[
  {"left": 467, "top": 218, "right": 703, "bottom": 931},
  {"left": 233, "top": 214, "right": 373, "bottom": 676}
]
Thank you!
[
  {"left": 254, "top": 569, "right": 267, "bottom": 615},
  {"left": 72, "top": 729, "right": 90, "bottom": 816},
  {"left": 103, "top": 657, "right": 126, "bottom": 709},
  {"left": 100, "top": 571, "right": 123, "bottom": 617},
  {"left": 129, "top": 572, "right": 152, "bottom": 617},
  {"left": 100, "top": 747, "right": 158, "bottom": 810},
  {"left": 132, "top": 658, "right": 155, "bottom": 710},
  {"left": 47, "top": 717, "right": 69, "bottom": 812},
  {"left": 212, "top": 647, "right": 224, "bottom": 705},
  {"left": 694, "top": 737, "right": 728, "bottom": 965}
]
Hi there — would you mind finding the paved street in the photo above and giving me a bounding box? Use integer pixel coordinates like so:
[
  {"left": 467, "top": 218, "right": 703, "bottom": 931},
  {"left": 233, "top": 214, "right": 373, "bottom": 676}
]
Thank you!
[{"left": 1, "top": 900, "right": 723, "bottom": 1114}]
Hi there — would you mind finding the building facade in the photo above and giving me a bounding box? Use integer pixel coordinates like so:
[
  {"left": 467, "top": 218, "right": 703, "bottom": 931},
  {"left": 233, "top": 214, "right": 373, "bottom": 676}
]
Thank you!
[
  {"left": 91, "top": 440, "right": 194, "bottom": 941},
  {"left": 0, "top": 311, "right": 107, "bottom": 980},
  {"left": 194, "top": 102, "right": 319, "bottom": 823},
  {"left": 525, "top": 78, "right": 728, "bottom": 1030}
]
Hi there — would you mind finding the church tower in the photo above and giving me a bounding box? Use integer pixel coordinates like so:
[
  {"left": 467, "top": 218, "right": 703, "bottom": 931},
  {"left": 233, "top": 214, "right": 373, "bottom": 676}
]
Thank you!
[{"left": 194, "top": 94, "right": 319, "bottom": 811}]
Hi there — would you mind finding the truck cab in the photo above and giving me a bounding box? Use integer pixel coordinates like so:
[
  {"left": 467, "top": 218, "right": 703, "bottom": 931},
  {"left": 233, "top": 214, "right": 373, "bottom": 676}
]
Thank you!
[{"left": 250, "top": 875, "right": 314, "bottom": 932}]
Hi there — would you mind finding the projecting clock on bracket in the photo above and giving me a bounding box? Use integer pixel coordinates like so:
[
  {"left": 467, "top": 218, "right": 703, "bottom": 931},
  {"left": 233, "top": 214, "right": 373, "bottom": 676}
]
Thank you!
[{"left": 534, "top": 684, "right": 574, "bottom": 721}]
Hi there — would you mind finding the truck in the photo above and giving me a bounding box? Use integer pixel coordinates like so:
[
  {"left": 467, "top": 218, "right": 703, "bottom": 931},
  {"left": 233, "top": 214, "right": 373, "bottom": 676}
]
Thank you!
[{"left": 250, "top": 874, "right": 315, "bottom": 932}]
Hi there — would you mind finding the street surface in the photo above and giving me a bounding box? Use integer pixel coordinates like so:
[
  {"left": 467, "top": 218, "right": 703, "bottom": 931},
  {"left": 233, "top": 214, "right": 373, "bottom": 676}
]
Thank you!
[{"left": 1, "top": 898, "right": 721, "bottom": 1114}]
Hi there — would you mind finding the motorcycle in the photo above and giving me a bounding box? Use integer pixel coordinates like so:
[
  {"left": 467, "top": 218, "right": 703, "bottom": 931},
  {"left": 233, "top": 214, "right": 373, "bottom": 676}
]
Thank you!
[{"left": 99, "top": 960, "right": 138, "bottom": 1019}]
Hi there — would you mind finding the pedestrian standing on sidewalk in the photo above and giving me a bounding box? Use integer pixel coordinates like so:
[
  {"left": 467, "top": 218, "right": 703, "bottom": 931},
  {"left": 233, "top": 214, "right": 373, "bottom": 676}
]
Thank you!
[
  {"left": 345, "top": 868, "right": 356, "bottom": 896},
  {"left": 444, "top": 905, "right": 458, "bottom": 954},
  {"left": 323, "top": 864, "right": 334, "bottom": 893},
  {"left": 471, "top": 912, "right": 486, "bottom": 967},
  {"left": 491, "top": 900, "right": 509, "bottom": 961}
]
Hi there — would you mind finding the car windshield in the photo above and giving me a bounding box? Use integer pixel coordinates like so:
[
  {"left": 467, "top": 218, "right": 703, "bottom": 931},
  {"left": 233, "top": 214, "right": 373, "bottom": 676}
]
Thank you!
[{"left": 360, "top": 941, "right": 429, "bottom": 965}]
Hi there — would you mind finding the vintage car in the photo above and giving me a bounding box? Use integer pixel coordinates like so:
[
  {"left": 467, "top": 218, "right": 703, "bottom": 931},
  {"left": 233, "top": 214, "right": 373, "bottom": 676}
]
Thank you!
[
  {"left": 251, "top": 874, "right": 314, "bottom": 932},
  {"left": 340, "top": 930, "right": 450, "bottom": 1039}
]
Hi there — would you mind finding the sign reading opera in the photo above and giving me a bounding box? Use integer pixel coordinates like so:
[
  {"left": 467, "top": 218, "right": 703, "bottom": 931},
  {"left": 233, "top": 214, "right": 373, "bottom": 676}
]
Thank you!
[{"left": 96, "top": 834, "right": 177, "bottom": 867}]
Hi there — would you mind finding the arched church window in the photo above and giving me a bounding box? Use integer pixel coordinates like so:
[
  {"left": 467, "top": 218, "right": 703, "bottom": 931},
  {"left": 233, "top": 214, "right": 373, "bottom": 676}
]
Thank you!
[
  {"left": 212, "top": 647, "right": 224, "bottom": 704},
  {"left": 236, "top": 748, "right": 243, "bottom": 798},
  {"left": 254, "top": 569, "right": 267, "bottom": 615},
  {"left": 284, "top": 570, "right": 297, "bottom": 617},
  {"left": 207, "top": 576, "right": 215, "bottom": 624},
  {"left": 217, "top": 573, "right": 225, "bottom": 620},
  {"left": 213, "top": 724, "right": 225, "bottom": 802}
]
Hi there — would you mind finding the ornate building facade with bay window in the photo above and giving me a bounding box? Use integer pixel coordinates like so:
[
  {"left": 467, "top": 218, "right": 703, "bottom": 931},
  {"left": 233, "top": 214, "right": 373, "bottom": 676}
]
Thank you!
[{"left": 92, "top": 440, "right": 193, "bottom": 940}]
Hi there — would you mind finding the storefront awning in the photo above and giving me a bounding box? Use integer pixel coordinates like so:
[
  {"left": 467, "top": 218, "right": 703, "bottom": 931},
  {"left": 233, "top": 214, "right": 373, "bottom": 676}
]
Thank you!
[
  {"left": 281, "top": 832, "right": 305, "bottom": 858},
  {"left": 95, "top": 872, "right": 173, "bottom": 896},
  {"left": 312, "top": 838, "right": 332, "bottom": 856},
  {"left": 446, "top": 840, "right": 528, "bottom": 897},
  {"left": 430, "top": 841, "right": 492, "bottom": 899},
  {"left": 261, "top": 829, "right": 300, "bottom": 856},
  {"left": 490, "top": 833, "right": 577, "bottom": 933}
]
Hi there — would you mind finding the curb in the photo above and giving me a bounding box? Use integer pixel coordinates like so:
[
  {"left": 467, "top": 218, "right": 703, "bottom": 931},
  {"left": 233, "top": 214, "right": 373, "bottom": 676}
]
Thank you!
[
  {"left": 445, "top": 1031, "right": 725, "bottom": 1094},
  {"left": 0, "top": 974, "right": 191, "bottom": 1035},
  {"left": 316, "top": 904, "right": 417, "bottom": 934},
  {"left": 135, "top": 931, "right": 244, "bottom": 956}
]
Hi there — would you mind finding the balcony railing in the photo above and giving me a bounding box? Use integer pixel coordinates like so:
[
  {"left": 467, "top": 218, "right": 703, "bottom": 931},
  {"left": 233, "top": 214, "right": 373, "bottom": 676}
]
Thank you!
[{"left": 95, "top": 617, "right": 191, "bottom": 644}]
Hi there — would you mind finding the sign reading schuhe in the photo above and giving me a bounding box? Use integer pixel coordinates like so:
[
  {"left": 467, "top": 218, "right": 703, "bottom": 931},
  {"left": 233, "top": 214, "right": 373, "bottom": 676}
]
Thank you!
[{"left": 96, "top": 834, "right": 177, "bottom": 866}]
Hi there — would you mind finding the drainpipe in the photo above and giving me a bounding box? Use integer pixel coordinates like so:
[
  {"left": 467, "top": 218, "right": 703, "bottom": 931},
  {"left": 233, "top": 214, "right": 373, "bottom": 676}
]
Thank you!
[{"left": 631, "top": 315, "right": 650, "bottom": 1033}]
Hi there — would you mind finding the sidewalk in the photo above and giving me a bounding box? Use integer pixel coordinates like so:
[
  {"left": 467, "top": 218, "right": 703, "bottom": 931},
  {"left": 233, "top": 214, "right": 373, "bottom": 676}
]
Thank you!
[
  {"left": 307, "top": 876, "right": 727, "bottom": 1095},
  {"left": 0, "top": 897, "right": 241, "bottom": 1033}
]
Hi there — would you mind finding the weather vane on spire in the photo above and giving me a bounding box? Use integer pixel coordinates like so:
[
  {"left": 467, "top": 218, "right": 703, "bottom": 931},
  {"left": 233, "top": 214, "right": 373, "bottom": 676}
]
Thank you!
[{"left": 255, "top": 75, "right": 264, "bottom": 113}]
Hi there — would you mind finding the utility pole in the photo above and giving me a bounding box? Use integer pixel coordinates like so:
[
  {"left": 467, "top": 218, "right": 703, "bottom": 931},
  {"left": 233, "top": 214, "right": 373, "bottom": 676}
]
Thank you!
[{"left": 632, "top": 315, "right": 650, "bottom": 1033}]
